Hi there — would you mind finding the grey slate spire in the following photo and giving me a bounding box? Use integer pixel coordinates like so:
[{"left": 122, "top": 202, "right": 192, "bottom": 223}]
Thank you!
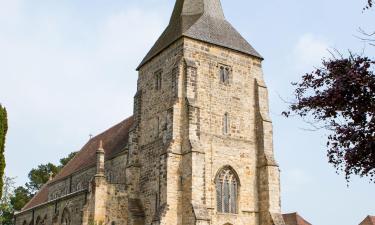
[{"left": 137, "top": 0, "right": 262, "bottom": 69}]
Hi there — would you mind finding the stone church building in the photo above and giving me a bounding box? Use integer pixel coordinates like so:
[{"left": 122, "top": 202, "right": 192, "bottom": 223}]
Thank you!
[{"left": 14, "top": 0, "right": 312, "bottom": 225}]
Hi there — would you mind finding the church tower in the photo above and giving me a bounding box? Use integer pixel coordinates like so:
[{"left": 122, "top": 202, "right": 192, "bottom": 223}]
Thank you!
[
  {"left": 12, "top": 1, "right": 293, "bottom": 225},
  {"left": 128, "top": 0, "right": 283, "bottom": 225}
]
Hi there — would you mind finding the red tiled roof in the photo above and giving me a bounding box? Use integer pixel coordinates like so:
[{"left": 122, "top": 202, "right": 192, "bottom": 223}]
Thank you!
[
  {"left": 283, "top": 213, "right": 312, "bottom": 225},
  {"left": 21, "top": 183, "right": 49, "bottom": 212},
  {"left": 22, "top": 116, "right": 134, "bottom": 211},
  {"left": 359, "top": 216, "right": 375, "bottom": 225}
]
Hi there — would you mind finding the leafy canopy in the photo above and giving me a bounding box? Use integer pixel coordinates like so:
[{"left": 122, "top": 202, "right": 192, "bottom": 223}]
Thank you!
[
  {"left": 26, "top": 151, "right": 77, "bottom": 194},
  {"left": 283, "top": 55, "right": 375, "bottom": 181},
  {"left": 10, "top": 186, "right": 32, "bottom": 211},
  {"left": 26, "top": 163, "right": 59, "bottom": 194}
]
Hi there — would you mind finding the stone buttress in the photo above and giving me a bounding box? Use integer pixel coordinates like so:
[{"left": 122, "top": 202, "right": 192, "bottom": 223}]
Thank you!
[{"left": 130, "top": 0, "right": 284, "bottom": 224}]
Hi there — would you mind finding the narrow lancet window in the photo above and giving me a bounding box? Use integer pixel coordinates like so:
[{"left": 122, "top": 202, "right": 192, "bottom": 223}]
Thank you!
[
  {"left": 219, "top": 66, "right": 230, "bottom": 84},
  {"left": 155, "top": 70, "right": 162, "bottom": 90},
  {"left": 216, "top": 167, "right": 239, "bottom": 214},
  {"left": 223, "top": 113, "right": 229, "bottom": 135}
]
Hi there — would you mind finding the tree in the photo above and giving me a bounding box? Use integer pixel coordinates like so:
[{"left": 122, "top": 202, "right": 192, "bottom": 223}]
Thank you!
[
  {"left": 0, "top": 177, "right": 15, "bottom": 225},
  {"left": 26, "top": 163, "right": 59, "bottom": 194},
  {"left": 25, "top": 151, "right": 77, "bottom": 194},
  {"left": 59, "top": 151, "right": 77, "bottom": 168},
  {"left": 10, "top": 187, "right": 32, "bottom": 211},
  {"left": 365, "top": 0, "right": 373, "bottom": 9},
  {"left": 283, "top": 55, "right": 375, "bottom": 181},
  {"left": 0, "top": 105, "right": 8, "bottom": 198}
]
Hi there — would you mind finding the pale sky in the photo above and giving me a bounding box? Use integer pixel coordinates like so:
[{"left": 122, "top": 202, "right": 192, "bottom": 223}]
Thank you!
[{"left": 0, "top": 0, "right": 374, "bottom": 225}]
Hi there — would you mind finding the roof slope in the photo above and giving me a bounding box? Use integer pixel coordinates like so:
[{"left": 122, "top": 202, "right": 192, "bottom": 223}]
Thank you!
[
  {"left": 283, "top": 213, "right": 312, "bottom": 225},
  {"left": 137, "top": 0, "right": 262, "bottom": 69},
  {"left": 22, "top": 116, "right": 134, "bottom": 211},
  {"left": 359, "top": 216, "right": 375, "bottom": 225}
]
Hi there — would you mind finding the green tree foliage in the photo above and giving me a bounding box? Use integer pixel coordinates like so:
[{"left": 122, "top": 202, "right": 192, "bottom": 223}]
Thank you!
[
  {"left": 59, "top": 151, "right": 77, "bottom": 168},
  {"left": 0, "top": 105, "right": 8, "bottom": 199},
  {"left": 0, "top": 149, "right": 76, "bottom": 223},
  {"left": 26, "top": 163, "right": 59, "bottom": 194},
  {"left": 0, "top": 177, "right": 15, "bottom": 225},
  {"left": 25, "top": 151, "right": 77, "bottom": 194},
  {"left": 10, "top": 187, "right": 32, "bottom": 211}
]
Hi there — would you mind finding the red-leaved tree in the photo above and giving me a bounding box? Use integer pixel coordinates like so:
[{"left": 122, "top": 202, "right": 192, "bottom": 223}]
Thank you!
[{"left": 283, "top": 55, "right": 375, "bottom": 181}]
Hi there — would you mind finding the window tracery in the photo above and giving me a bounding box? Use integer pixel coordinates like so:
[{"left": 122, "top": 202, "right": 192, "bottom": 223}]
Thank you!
[{"left": 216, "top": 167, "right": 239, "bottom": 214}]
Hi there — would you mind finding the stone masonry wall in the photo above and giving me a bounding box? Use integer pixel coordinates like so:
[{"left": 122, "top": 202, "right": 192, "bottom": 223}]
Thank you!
[
  {"left": 136, "top": 39, "right": 184, "bottom": 225},
  {"left": 15, "top": 192, "right": 87, "bottom": 225},
  {"left": 48, "top": 153, "right": 127, "bottom": 202},
  {"left": 16, "top": 152, "right": 128, "bottom": 225},
  {"left": 182, "top": 37, "right": 263, "bottom": 225}
]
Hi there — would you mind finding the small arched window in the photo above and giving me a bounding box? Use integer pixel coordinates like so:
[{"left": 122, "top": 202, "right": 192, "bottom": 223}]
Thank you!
[
  {"left": 61, "top": 208, "right": 71, "bottom": 225},
  {"left": 216, "top": 167, "right": 239, "bottom": 214},
  {"left": 219, "top": 66, "right": 230, "bottom": 84},
  {"left": 23, "top": 220, "right": 27, "bottom": 225},
  {"left": 155, "top": 70, "right": 163, "bottom": 90},
  {"left": 223, "top": 113, "right": 229, "bottom": 135}
]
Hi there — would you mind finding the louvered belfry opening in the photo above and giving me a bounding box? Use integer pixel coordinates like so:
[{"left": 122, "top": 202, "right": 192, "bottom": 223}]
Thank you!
[{"left": 216, "top": 167, "right": 238, "bottom": 214}]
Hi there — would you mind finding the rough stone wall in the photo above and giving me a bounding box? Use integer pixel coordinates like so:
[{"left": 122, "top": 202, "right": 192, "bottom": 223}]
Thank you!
[
  {"left": 48, "top": 153, "right": 127, "bottom": 202},
  {"left": 105, "top": 184, "right": 128, "bottom": 225},
  {"left": 134, "top": 36, "right": 281, "bottom": 225},
  {"left": 82, "top": 178, "right": 128, "bottom": 225},
  {"left": 181, "top": 38, "right": 263, "bottom": 225},
  {"left": 134, "top": 39, "right": 185, "bottom": 225},
  {"left": 15, "top": 192, "right": 87, "bottom": 225},
  {"left": 16, "top": 152, "right": 128, "bottom": 225}
]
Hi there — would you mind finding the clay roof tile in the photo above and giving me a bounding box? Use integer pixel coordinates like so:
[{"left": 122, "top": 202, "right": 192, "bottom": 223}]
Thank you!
[{"left": 21, "top": 116, "right": 134, "bottom": 211}]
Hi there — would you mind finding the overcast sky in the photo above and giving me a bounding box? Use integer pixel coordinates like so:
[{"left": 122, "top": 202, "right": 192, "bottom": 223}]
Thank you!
[{"left": 0, "top": 0, "right": 375, "bottom": 225}]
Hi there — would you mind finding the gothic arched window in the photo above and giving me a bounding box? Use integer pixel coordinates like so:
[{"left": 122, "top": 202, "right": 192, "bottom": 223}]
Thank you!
[
  {"left": 61, "top": 208, "right": 71, "bottom": 225},
  {"left": 223, "top": 113, "right": 229, "bottom": 135},
  {"left": 216, "top": 167, "right": 239, "bottom": 214}
]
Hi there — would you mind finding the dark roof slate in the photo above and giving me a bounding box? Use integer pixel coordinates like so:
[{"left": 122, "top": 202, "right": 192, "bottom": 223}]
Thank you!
[
  {"left": 137, "top": 0, "right": 262, "bottom": 69},
  {"left": 22, "top": 116, "right": 134, "bottom": 211}
]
